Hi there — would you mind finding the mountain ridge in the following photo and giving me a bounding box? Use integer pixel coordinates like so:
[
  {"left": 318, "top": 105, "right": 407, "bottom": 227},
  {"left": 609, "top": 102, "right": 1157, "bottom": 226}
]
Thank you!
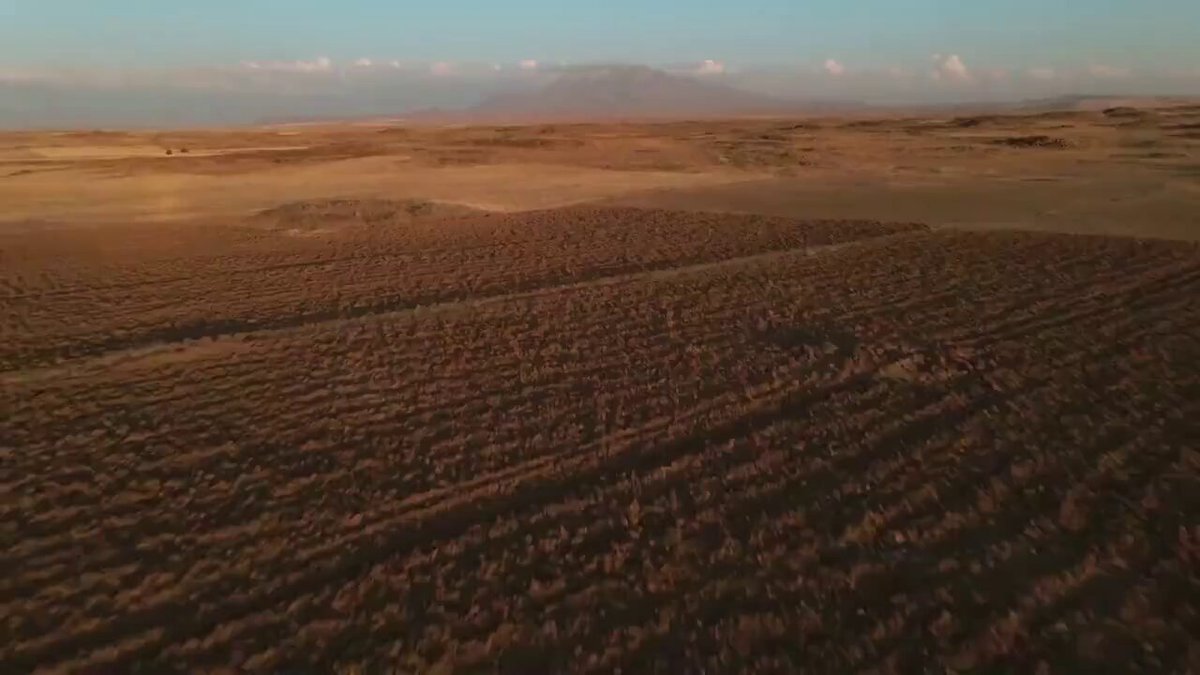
[{"left": 465, "top": 65, "right": 857, "bottom": 121}]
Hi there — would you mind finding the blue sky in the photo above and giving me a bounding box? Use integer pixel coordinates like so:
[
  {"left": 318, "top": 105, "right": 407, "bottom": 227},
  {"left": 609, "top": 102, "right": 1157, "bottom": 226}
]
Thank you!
[
  {"left": 3, "top": 0, "right": 1199, "bottom": 127},
  {"left": 2, "top": 0, "right": 1199, "bottom": 71}
]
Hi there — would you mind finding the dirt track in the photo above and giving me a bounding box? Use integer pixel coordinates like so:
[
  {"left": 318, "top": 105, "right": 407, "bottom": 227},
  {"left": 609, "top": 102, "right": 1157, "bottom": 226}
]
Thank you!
[{"left": 3, "top": 207, "right": 1198, "bottom": 672}]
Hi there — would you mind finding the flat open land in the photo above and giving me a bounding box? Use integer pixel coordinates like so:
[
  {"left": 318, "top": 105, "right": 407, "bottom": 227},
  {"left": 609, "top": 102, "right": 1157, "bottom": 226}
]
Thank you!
[
  {"left": 3, "top": 107, "right": 1200, "bottom": 672},
  {"left": 3, "top": 104, "right": 1200, "bottom": 238}
]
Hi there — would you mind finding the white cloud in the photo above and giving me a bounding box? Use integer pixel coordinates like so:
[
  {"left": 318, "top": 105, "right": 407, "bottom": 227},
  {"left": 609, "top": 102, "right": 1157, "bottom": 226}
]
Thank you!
[
  {"left": 823, "top": 59, "right": 845, "bottom": 76},
  {"left": 242, "top": 56, "right": 334, "bottom": 73},
  {"left": 519, "top": 59, "right": 539, "bottom": 71},
  {"left": 932, "top": 54, "right": 970, "bottom": 81},
  {"left": 942, "top": 54, "right": 970, "bottom": 80},
  {"left": 695, "top": 59, "right": 726, "bottom": 75},
  {"left": 1089, "top": 64, "right": 1131, "bottom": 78},
  {"left": 353, "top": 58, "right": 374, "bottom": 68},
  {"left": 1028, "top": 67, "right": 1057, "bottom": 81},
  {"left": 429, "top": 61, "right": 455, "bottom": 76}
]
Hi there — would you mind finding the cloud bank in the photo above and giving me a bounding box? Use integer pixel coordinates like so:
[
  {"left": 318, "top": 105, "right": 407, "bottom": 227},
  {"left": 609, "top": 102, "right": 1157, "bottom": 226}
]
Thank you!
[
  {"left": 1089, "top": 64, "right": 1132, "bottom": 78},
  {"left": 243, "top": 56, "right": 333, "bottom": 73}
]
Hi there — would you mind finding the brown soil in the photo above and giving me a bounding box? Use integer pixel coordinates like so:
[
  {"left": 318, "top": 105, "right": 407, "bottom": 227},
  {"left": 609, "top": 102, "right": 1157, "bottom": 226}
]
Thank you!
[
  {"left": 990, "top": 135, "right": 1071, "bottom": 149},
  {"left": 3, "top": 206, "right": 1198, "bottom": 673}
]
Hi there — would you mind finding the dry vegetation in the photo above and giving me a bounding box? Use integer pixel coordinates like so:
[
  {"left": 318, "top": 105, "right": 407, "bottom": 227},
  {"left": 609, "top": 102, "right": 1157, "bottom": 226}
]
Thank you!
[
  {"left": 3, "top": 103, "right": 1200, "bottom": 237},
  {"left": 2, "top": 200, "right": 1198, "bottom": 672},
  {"left": 0, "top": 208, "right": 917, "bottom": 369}
]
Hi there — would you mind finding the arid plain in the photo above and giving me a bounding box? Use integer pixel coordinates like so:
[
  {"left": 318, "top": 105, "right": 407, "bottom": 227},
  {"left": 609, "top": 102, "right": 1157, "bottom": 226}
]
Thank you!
[{"left": 3, "top": 105, "right": 1199, "bottom": 672}]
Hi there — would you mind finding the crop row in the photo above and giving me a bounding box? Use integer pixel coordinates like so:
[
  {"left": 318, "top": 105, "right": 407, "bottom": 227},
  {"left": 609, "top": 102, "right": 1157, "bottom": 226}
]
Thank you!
[
  {"left": 3, "top": 228, "right": 1197, "bottom": 671},
  {"left": 0, "top": 208, "right": 924, "bottom": 369}
]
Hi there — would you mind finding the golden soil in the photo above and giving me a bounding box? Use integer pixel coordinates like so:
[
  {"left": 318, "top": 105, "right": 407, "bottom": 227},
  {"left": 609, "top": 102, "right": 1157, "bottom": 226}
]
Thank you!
[{"left": 2, "top": 105, "right": 1198, "bottom": 238}]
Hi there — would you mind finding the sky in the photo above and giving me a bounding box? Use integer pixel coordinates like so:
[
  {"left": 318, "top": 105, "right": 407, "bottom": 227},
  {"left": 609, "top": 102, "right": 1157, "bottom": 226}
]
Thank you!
[
  {"left": 3, "top": 0, "right": 1199, "bottom": 70},
  {"left": 2, "top": 0, "right": 1199, "bottom": 127}
]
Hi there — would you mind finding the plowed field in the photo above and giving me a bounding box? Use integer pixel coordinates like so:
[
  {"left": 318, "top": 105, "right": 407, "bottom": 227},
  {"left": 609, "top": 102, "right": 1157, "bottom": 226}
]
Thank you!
[{"left": 3, "top": 207, "right": 1198, "bottom": 673}]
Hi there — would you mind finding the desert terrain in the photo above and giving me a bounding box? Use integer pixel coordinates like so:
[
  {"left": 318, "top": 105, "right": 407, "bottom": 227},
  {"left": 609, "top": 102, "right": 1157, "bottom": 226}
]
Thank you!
[{"left": 3, "top": 105, "right": 1199, "bottom": 673}]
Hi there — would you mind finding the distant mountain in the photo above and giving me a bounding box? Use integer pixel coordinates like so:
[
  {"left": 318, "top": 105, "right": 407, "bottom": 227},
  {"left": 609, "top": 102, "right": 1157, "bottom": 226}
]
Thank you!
[
  {"left": 1009, "top": 94, "right": 1200, "bottom": 112},
  {"left": 465, "top": 65, "right": 853, "bottom": 121}
]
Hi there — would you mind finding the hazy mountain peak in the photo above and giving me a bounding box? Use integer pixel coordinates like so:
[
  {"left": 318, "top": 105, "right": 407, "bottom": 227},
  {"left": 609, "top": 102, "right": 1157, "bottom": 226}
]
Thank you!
[{"left": 472, "top": 65, "right": 792, "bottom": 120}]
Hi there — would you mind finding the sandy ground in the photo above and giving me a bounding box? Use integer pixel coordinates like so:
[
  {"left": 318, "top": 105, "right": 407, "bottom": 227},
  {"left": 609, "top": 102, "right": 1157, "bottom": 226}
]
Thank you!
[
  {"left": 2, "top": 105, "right": 1198, "bottom": 238},
  {"left": 0, "top": 156, "right": 753, "bottom": 223},
  {"left": 607, "top": 172, "right": 1200, "bottom": 241}
]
